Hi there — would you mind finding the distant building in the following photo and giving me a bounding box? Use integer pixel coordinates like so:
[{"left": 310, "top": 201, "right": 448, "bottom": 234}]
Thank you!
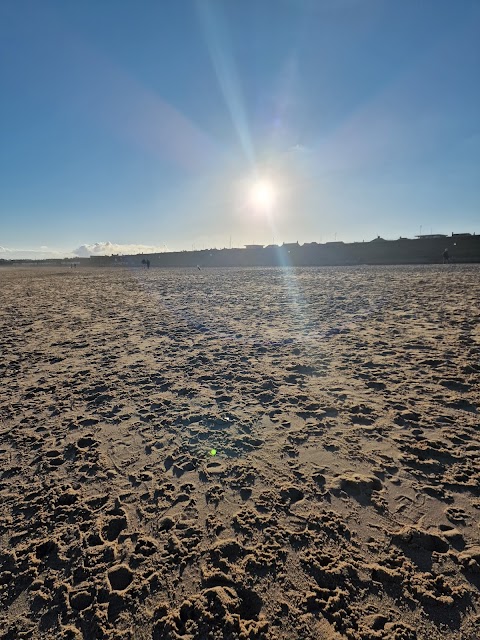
[
  {"left": 244, "top": 244, "right": 264, "bottom": 249},
  {"left": 415, "top": 234, "right": 448, "bottom": 239}
]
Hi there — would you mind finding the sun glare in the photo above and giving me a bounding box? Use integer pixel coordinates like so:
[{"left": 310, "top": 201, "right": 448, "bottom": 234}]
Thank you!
[{"left": 249, "top": 178, "right": 276, "bottom": 212}]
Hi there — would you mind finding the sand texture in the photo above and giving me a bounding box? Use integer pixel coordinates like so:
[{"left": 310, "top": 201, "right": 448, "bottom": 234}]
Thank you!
[{"left": 1, "top": 265, "right": 479, "bottom": 640}]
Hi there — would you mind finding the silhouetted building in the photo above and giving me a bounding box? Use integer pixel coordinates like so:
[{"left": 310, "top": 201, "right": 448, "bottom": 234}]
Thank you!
[{"left": 415, "top": 234, "right": 448, "bottom": 239}]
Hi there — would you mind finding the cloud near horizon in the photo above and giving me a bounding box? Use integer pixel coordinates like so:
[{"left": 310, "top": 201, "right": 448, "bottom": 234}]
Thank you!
[
  {"left": 0, "top": 241, "right": 168, "bottom": 260},
  {"left": 0, "top": 246, "right": 72, "bottom": 260},
  {"left": 73, "top": 241, "right": 168, "bottom": 257}
]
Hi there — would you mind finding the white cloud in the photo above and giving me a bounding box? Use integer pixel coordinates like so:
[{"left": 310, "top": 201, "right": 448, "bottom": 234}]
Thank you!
[
  {"left": 0, "top": 241, "right": 168, "bottom": 261},
  {"left": 0, "top": 246, "right": 72, "bottom": 260},
  {"left": 73, "top": 241, "right": 167, "bottom": 257}
]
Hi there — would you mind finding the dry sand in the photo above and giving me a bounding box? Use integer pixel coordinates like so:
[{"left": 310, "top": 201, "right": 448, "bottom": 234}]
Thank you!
[{"left": 0, "top": 265, "right": 479, "bottom": 640}]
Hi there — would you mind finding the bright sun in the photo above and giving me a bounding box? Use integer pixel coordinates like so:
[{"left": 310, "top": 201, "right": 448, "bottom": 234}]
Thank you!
[{"left": 249, "top": 178, "right": 276, "bottom": 212}]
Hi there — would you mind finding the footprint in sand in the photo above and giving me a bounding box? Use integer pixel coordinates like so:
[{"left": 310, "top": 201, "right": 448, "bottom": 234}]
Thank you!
[
  {"left": 330, "top": 473, "right": 383, "bottom": 505},
  {"left": 44, "top": 449, "right": 65, "bottom": 467},
  {"left": 102, "top": 515, "right": 128, "bottom": 542},
  {"left": 77, "top": 435, "right": 97, "bottom": 449},
  {"left": 445, "top": 507, "right": 470, "bottom": 525}
]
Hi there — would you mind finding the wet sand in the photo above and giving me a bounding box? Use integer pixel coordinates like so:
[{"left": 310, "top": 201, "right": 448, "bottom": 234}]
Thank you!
[{"left": 1, "top": 265, "right": 479, "bottom": 640}]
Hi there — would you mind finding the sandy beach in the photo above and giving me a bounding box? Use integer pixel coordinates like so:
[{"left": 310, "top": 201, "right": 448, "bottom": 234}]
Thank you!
[{"left": 1, "top": 265, "right": 479, "bottom": 640}]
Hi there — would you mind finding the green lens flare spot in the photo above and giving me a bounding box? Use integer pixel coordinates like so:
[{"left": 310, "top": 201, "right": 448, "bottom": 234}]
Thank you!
[{"left": 210, "top": 449, "right": 217, "bottom": 456}]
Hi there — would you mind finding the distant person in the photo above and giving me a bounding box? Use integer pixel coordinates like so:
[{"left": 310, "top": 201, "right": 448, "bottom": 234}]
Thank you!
[
  {"left": 146, "top": 259, "right": 150, "bottom": 269},
  {"left": 442, "top": 248, "right": 450, "bottom": 264}
]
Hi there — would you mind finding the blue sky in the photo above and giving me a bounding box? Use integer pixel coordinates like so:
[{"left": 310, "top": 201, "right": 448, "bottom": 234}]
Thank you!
[{"left": 1, "top": 0, "right": 479, "bottom": 258}]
